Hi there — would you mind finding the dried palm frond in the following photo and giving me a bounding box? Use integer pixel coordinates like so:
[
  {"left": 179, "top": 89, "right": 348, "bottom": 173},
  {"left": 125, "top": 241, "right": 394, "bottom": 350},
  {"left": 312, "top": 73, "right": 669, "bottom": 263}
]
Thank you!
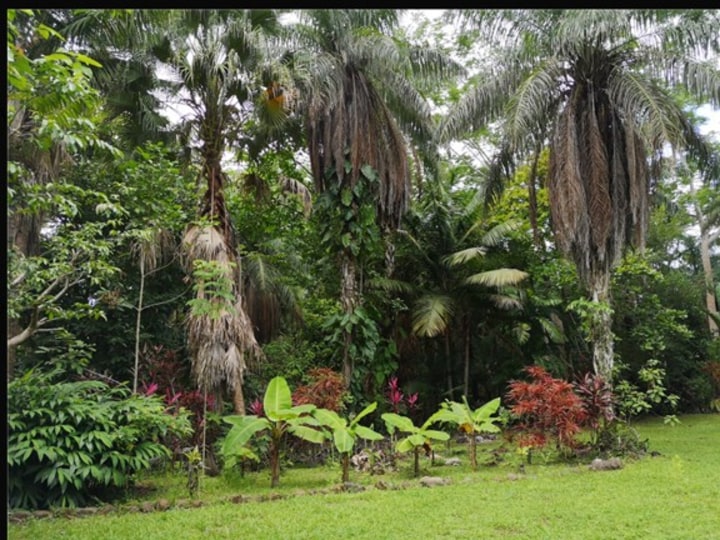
[
  {"left": 280, "top": 176, "right": 312, "bottom": 216},
  {"left": 182, "top": 225, "right": 231, "bottom": 270}
]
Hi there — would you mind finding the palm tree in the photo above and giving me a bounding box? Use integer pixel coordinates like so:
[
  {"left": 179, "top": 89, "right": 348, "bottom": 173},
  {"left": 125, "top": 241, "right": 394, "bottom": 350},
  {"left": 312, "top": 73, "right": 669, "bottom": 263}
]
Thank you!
[
  {"left": 441, "top": 9, "right": 720, "bottom": 383},
  {"left": 162, "top": 10, "right": 282, "bottom": 413},
  {"left": 376, "top": 164, "right": 529, "bottom": 400},
  {"left": 288, "top": 9, "right": 459, "bottom": 387}
]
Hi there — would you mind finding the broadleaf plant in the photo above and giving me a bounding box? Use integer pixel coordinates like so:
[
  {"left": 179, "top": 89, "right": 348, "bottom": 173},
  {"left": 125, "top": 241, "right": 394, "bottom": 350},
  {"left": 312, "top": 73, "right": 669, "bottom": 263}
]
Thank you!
[
  {"left": 221, "top": 376, "right": 324, "bottom": 487},
  {"left": 313, "top": 401, "right": 384, "bottom": 482},
  {"left": 381, "top": 411, "right": 449, "bottom": 477},
  {"left": 434, "top": 396, "right": 502, "bottom": 470}
]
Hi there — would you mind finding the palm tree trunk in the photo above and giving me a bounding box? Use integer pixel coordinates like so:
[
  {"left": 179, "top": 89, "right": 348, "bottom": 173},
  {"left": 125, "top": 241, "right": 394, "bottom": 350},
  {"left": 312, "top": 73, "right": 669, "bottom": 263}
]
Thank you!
[
  {"left": 233, "top": 384, "right": 246, "bottom": 415},
  {"left": 589, "top": 271, "right": 614, "bottom": 383},
  {"left": 528, "top": 144, "right": 542, "bottom": 249},
  {"left": 463, "top": 316, "right": 471, "bottom": 398},
  {"left": 340, "top": 248, "right": 358, "bottom": 387},
  {"left": 700, "top": 225, "right": 719, "bottom": 338},
  {"left": 445, "top": 331, "right": 454, "bottom": 400}
]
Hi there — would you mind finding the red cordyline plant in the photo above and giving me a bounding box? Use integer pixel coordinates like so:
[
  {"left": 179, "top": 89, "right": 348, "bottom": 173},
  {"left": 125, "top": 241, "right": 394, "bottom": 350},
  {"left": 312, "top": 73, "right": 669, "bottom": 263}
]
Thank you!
[
  {"left": 138, "top": 345, "right": 218, "bottom": 453},
  {"left": 574, "top": 372, "right": 615, "bottom": 443},
  {"left": 386, "top": 376, "right": 419, "bottom": 416},
  {"left": 387, "top": 376, "right": 404, "bottom": 413},
  {"left": 248, "top": 398, "right": 264, "bottom": 416},
  {"left": 506, "top": 365, "right": 588, "bottom": 459}
]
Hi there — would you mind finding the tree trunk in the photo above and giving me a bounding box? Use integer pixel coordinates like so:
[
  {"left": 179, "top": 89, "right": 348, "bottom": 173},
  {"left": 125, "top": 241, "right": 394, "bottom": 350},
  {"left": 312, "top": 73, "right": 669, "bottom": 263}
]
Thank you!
[
  {"left": 413, "top": 446, "right": 420, "bottom": 478},
  {"left": 690, "top": 181, "right": 719, "bottom": 337},
  {"left": 7, "top": 210, "right": 42, "bottom": 381},
  {"left": 470, "top": 432, "right": 477, "bottom": 471},
  {"left": 463, "top": 317, "right": 471, "bottom": 398},
  {"left": 270, "top": 438, "right": 281, "bottom": 488},
  {"left": 589, "top": 272, "right": 614, "bottom": 384},
  {"left": 444, "top": 331, "right": 454, "bottom": 400},
  {"left": 133, "top": 258, "right": 146, "bottom": 394},
  {"left": 340, "top": 248, "right": 358, "bottom": 388},
  {"left": 700, "top": 227, "right": 719, "bottom": 337},
  {"left": 233, "top": 383, "right": 246, "bottom": 415},
  {"left": 528, "top": 145, "right": 542, "bottom": 249},
  {"left": 342, "top": 453, "right": 350, "bottom": 483},
  {"left": 384, "top": 232, "right": 395, "bottom": 278}
]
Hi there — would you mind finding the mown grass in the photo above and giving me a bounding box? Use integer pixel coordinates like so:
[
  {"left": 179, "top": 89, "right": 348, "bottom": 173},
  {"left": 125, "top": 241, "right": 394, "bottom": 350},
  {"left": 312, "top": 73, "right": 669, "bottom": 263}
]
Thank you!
[{"left": 8, "top": 414, "right": 720, "bottom": 540}]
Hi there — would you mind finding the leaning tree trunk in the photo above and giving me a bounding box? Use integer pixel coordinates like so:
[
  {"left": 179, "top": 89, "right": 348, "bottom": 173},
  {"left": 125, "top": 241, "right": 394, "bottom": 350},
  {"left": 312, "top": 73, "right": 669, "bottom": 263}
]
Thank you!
[
  {"left": 697, "top": 207, "right": 719, "bottom": 338},
  {"left": 589, "top": 271, "right": 614, "bottom": 383}
]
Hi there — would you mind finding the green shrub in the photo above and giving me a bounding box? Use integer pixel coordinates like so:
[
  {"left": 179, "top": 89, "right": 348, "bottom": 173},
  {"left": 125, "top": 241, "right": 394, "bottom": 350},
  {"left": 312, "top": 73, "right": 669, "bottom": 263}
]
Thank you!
[{"left": 8, "top": 368, "right": 192, "bottom": 510}]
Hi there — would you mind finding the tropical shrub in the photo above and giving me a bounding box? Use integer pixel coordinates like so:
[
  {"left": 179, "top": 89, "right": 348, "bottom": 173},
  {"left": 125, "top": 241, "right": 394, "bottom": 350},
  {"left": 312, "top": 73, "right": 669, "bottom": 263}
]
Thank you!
[
  {"left": 138, "top": 344, "right": 222, "bottom": 470},
  {"left": 8, "top": 368, "right": 192, "bottom": 509},
  {"left": 313, "top": 402, "right": 384, "bottom": 482},
  {"left": 381, "top": 411, "right": 449, "bottom": 477},
  {"left": 614, "top": 359, "right": 679, "bottom": 422},
  {"left": 574, "top": 372, "right": 615, "bottom": 445},
  {"left": 506, "top": 365, "right": 587, "bottom": 460},
  {"left": 433, "top": 396, "right": 502, "bottom": 470},
  {"left": 221, "top": 376, "right": 325, "bottom": 487},
  {"left": 292, "top": 367, "right": 348, "bottom": 412}
]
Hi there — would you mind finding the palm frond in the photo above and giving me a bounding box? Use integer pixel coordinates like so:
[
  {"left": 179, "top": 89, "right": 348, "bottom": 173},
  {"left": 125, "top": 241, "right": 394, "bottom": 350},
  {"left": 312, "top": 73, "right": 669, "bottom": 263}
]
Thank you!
[
  {"left": 412, "top": 294, "right": 454, "bottom": 337},
  {"left": 538, "top": 316, "right": 566, "bottom": 344},
  {"left": 488, "top": 293, "right": 523, "bottom": 311},
  {"left": 465, "top": 268, "right": 529, "bottom": 288},
  {"left": 367, "top": 276, "right": 415, "bottom": 295},
  {"left": 504, "top": 59, "right": 563, "bottom": 149},
  {"left": 438, "top": 66, "right": 525, "bottom": 144},
  {"left": 445, "top": 247, "right": 487, "bottom": 267}
]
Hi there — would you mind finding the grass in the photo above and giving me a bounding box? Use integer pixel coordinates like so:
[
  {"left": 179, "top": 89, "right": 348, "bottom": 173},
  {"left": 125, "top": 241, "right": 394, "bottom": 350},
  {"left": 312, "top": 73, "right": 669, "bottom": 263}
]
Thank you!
[{"left": 8, "top": 414, "right": 720, "bottom": 540}]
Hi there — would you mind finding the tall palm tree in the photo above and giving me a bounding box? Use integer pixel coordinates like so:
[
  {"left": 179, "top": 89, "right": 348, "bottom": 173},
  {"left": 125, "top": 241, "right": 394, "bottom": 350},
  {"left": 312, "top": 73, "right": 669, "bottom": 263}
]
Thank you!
[
  {"left": 397, "top": 170, "right": 529, "bottom": 400},
  {"left": 441, "top": 9, "right": 720, "bottom": 383},
  {"left": 288, "top": 9, "right": 460, "bottom": 386},
  {"left": 163, "top": 10, "right": 281, "bottom": 413}
]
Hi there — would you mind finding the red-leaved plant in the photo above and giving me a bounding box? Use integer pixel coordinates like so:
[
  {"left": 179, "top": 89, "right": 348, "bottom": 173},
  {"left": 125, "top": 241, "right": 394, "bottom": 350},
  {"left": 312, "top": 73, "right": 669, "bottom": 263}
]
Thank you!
[
  {"left": 292, "top": 368, "right": 347, "bottom": 412},
  {"left": 506, "top": 366, "right": 587, "bottom": 458},
  {"left": 138, "top": 344, "right": 219, "bottom": 463},
  {"left": 385, "top": 376, "right": 420, "bottom": 418},
  {"left": 574, "top": 372, "right": 615, "bottom": 444}
]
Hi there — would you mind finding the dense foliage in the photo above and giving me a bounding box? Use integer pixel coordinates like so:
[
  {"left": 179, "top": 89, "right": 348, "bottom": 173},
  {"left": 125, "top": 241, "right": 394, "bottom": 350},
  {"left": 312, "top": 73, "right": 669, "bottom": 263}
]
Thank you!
[
  {"left": 7, "top": 368, "right": 191, "bottom": 509},
  {"left": 6, "top": 8, "right": 720, "bottom": 510}
]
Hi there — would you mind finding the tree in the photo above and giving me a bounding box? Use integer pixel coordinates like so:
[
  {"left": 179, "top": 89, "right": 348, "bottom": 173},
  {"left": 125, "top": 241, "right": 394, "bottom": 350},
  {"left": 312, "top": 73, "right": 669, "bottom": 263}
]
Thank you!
[
  {"left": 161, "top": 10, "right": 281, "bottom": 413},
  {"left": 386, "top": 165, "right": 529, "bottom": 400},
  {"left": 683, "top": 139, "right": 720, "bottom": 337},
  {"left": 290, "top": 9, "right": 458, "bottom": 387},
  {"left": 441, "top": 9, "right": 720, "bottom": 383},
  {"left": 7, "top": 9, "right": 122, "bottom": 378}
]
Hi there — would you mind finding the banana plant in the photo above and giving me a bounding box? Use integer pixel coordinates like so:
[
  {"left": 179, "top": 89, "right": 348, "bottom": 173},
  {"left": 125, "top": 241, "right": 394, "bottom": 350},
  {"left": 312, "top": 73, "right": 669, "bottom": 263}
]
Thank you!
[
  {"left": 381, "top": 411, "right": 449, "bottom": 477},
  {"left": 433, "top": 396, "right": 502, "bottom": 470},
  {"left": 221, "top": 376, "right": 325, "bottom": 487},
  {"left": 313, "top": 402, "right": 384, "bottom": 483}
]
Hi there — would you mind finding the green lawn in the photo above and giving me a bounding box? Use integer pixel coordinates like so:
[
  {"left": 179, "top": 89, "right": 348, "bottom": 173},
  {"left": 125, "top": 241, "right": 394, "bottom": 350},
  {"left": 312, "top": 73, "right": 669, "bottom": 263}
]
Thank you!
[{"left": 8, "top": 414, "right": 720, "bottom": 540}]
